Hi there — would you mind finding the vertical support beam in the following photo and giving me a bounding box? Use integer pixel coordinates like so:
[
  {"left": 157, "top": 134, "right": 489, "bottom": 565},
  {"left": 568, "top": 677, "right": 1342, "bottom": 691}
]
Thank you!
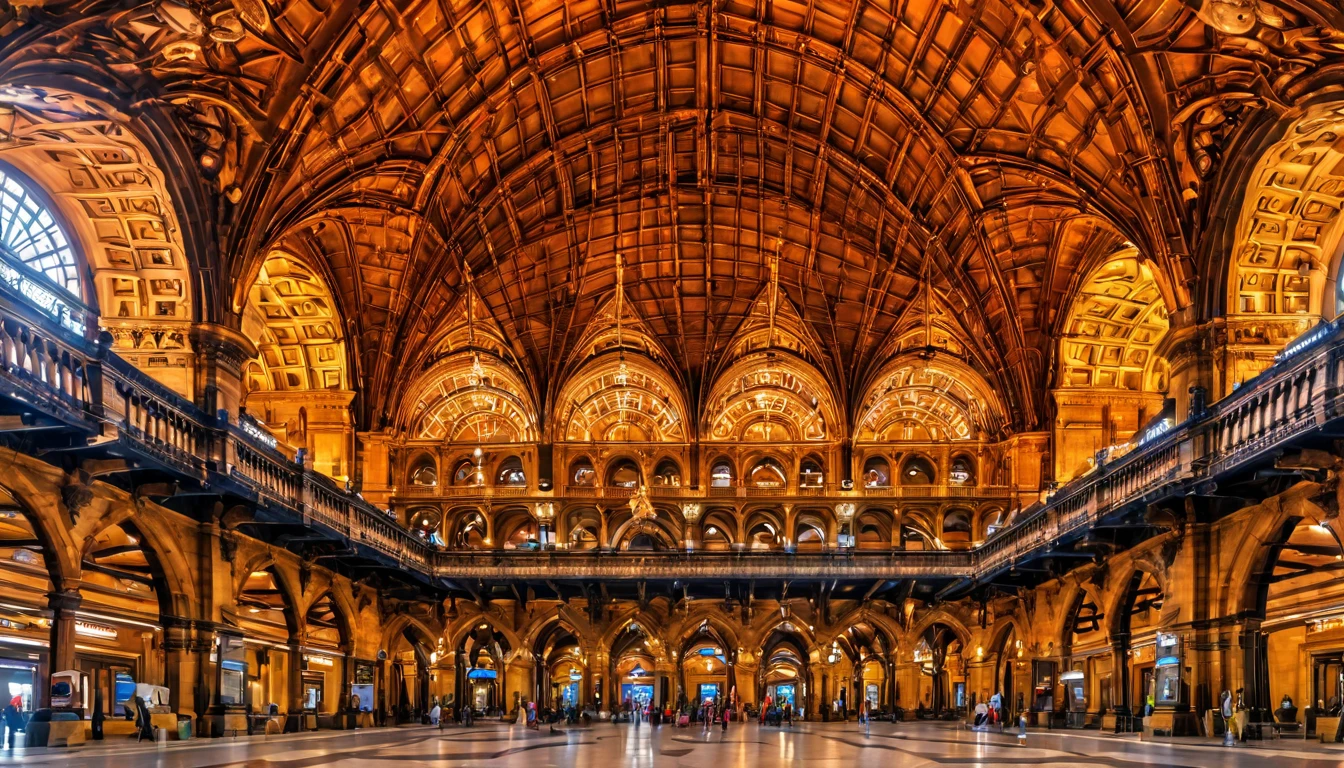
[{"left": 44, "top": 588, "right": 82, "bottom": 709}]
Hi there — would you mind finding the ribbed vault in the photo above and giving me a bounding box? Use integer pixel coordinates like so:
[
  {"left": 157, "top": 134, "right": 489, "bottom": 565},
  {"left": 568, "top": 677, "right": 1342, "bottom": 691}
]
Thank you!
[{"left": 6, "top": 0, "right": 1344, "bottom": 431}]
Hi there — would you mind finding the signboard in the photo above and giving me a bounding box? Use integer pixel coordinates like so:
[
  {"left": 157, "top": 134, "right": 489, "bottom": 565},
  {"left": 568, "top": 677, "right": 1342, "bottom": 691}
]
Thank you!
[{"left": 354, "top": 661, "right": 374, "bottom": 685}]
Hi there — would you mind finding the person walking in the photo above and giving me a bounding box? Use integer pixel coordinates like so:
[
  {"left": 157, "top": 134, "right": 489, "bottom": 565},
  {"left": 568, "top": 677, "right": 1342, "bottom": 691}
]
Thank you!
[
  {"left": 860, "top": 697, "right": 870, "bottom": 736},
  {"left": 721, "top": 699, "right": 730, "bottom": 732},
  {"left": 2, "top": 704, "right": 22, "bottom": 749}
]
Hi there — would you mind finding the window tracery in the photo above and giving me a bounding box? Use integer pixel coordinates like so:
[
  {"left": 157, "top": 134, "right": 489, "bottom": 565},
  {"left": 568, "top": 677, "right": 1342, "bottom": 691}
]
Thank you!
[{"left": 0, "top": 166, "right": 80, "bottom": 298}]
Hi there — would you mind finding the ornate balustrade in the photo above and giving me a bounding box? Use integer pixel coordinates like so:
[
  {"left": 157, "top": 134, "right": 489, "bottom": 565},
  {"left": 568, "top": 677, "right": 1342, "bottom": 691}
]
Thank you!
[
  {"left": 428, "top": 549, "right": 974, "bottom": 580},
  {"left": 1, "top": 294, "right": 1341, "bottom": 586},
  {"left": 105, "top": 355, "right": 214, "bottom": 478},
  {"left": 0, "top": 274, "right": 99, "bottom": 430}
]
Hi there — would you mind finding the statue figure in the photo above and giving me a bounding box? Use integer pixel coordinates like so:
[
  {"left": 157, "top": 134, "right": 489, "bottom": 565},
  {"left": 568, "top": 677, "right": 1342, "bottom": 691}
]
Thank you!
[{"left": 629, "top": 485, "right": 654, "bottom": 521}]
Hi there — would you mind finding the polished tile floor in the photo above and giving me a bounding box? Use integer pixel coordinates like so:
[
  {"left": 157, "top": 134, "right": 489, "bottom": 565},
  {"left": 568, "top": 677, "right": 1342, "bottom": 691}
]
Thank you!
[{"left": 0, "top": 720, "right": 1337, "bottom": 767}]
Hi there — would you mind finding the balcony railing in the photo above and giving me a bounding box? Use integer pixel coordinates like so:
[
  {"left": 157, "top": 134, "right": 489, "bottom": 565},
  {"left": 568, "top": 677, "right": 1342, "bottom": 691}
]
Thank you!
[{"left": 2, "top": 288, "right": 1341, "bottom": 585}]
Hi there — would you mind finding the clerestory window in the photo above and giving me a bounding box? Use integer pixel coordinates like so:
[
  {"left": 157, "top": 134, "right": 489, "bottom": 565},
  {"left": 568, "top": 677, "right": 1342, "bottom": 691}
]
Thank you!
[{"left": 0, "top": 166, "right": 80, "bottom": 297}]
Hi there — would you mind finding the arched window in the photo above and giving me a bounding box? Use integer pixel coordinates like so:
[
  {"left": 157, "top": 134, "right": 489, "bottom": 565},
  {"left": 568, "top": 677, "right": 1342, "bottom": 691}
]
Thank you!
[
  {"left": 949, "top": 455, "right": 975, "bottom": 486},
  {"left": 408, "top": 508, "right": 443, "bottom": 546},
  {"left": 862, "top": 457, "right": 890, "bottom": 488},
  {"left": 606, "top": 459, "right": 641, "bottom": 488},
  {"left": 496, "top": 456, "right": 526, "bottom": 487},
  {"left": 748, "top": 458, "right": 787, "bottom": 488},
  {"left": 569, "top": 458, "right": 595, "bottom": 486},
  {"left": 653, "top": 458, "right": 682, "bottom": 487},
  {"left": 942, "top": 509, "right": 972, "bottom": 547},
  {"left": 0, "top": 166, "right": 80, "bottom": 297},
  {"left": 799, "top": 457, "right": 824, "bottom": 488},
  {"left": 453, "top": 459, "right": 480, "bottom": 486},
  {"left": 901, "top": 455, "right": 936, "bottom": 485},
  {"left": 409, "top": 458, "right": 438, "bottom": 487},
  {"left": 710, "top": 460, "right": 735, "bottom": 488},
  {"left": 569, "top": 525, "right": 599, "bottom": 550}
]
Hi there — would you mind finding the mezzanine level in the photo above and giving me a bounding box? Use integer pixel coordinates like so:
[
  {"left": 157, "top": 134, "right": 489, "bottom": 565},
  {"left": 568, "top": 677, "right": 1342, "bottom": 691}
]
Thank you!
[{"left": 0, "top": 250, "right": 1340, "bottom": 593}]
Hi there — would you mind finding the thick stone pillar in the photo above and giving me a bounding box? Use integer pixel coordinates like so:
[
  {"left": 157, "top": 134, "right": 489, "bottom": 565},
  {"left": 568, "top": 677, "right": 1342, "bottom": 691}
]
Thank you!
[
  {"left": 1158, "top": 320, "right": 1215, "bottom": 422},
  {"left": 44, "top": 589, "right": 82, "bottom": 709},
  {"left": 286, "top": 637, "right": 306, "bottom": 732},
  {"left": 162, "top": 617, "right": 203, "bottom": 717},
  {"left": 1240, "top": 623, "right": 1271, "bottom": 722},
  {"left": 1108, "top": 632, "right": 1132, "bottom": 731},
  {"left": 190, "top": 323, "right": 257, "bottom": 425},
  {"left": 734, "top": 660, "right": 759, "bottom": 708}
]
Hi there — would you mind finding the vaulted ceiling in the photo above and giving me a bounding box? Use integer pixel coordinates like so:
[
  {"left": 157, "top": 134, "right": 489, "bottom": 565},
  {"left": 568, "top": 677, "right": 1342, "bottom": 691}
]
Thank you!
[{"left": 3, "top": 0, "right": 1343, "bottom": 432}]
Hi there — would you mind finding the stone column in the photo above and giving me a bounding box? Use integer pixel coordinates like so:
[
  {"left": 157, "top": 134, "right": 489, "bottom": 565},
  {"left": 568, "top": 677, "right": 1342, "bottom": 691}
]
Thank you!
[
  {"left": 44, "top": 588, "right": 82, "bottom": 709},
  {"left": 734, "top": 659, "right": 759, "bottom": 708},
  {"left": 681, "top": 503, "right": 702, "bottom": 550},
  {"left": 190, "top": 323, "right": 257, "bottom": 439},
  {"left": 162, "top": 616, "right": 201, "bottom": 718},
  {"left": 1110, "top": 633, "right": 1132, "bottom": 728},
  {"left": 1157, "top": 321, "right": 1215, "bottom": 422},
  {"left": 287, "top": 635, "right": 306, "bottom": 732}
]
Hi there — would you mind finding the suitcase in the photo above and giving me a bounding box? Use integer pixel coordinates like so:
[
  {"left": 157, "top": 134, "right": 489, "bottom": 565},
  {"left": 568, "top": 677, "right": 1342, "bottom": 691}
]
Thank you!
[{"left": 677, "top": 714, "right": 690, "bottom": 727}]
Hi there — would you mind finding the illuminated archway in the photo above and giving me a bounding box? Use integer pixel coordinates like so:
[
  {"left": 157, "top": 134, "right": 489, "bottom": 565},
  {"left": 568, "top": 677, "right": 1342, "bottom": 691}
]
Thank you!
[
  {"left": 240, "top": 251, "right": 354, "bottom": 480},
  {"left": 703, "top": 354, "right": 837, "bottom": 442},
  {"left": 1053, "top": 248, "right": 1171, "bottom": 482},
  {"left": 854, "top": 357, "right": 1006, "bottom": 443},
  {"left": 1229, "top": 105, "right": 1344, "bottom": 336},
  {"left": 555, "top": 354, "right": 687, "bottom": 443},
  {"left": 403, "top": 353, "right": 538, "bottom": 443}
]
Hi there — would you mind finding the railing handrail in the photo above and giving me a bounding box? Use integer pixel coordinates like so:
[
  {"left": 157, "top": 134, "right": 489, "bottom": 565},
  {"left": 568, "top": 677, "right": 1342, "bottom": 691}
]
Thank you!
[{"left": 5, "top": 298, "right": 1344, "bottom": 584}]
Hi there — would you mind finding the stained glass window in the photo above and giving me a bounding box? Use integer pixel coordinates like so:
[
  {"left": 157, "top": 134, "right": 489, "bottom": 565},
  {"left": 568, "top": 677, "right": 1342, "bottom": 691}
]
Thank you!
[{"left": 0, "top": 167, "right": 80, "bottom": 297}]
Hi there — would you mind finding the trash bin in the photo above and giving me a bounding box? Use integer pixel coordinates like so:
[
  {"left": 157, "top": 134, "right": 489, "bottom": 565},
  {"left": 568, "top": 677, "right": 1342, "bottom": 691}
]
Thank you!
[{"left": 177, "top": 715, "right": 192, "bottom": 740}]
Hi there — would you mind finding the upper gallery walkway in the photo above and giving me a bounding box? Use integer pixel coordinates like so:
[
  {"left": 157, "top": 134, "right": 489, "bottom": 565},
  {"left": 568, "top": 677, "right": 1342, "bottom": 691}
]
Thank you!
[{"left": 0, "top": 254, "right": 1338, "bottom": 587}]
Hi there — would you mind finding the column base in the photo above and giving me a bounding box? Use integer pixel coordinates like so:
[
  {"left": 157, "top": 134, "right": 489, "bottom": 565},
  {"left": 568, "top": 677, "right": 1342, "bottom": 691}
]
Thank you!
[{"left": 204, "top": 704, "right": 248, "bottom": 737}]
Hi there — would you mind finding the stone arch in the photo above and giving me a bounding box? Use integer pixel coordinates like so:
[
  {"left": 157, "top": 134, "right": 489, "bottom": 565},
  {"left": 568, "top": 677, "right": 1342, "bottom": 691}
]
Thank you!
[
  {"left": 906, "top": 609, "right": 973, "bottom": 653},
  {"left": 379, "top": 612, "right": 440, "bottom": 658},
  {"left": 234, "top": 558, "right": 304, "bottom": 641},
  {"left": 827, "top": 607, "right": 904, "bottom": 653},
  {"left": 854, "top": 506, "right": 896, "bottom": 549},
  {"left": 752, "top": 617, "right": 819, "bottom": 655},
  {"left": 88, "top": 506, "right": 198, "bottom": 620},
  {"left": 598, "top": 607, "right": 668, "bottom": 652},
  {"left": 1105, "top": 561, "right": 1170, "bottom": 639},
  {"left": 700, "top": 508, "right": 739, "bottom": 549},
  {"left": 609, "top": 513, "right": 680, "bottom": 551},
  {"left": 492, "top": 505, "right": 538, "bottom": 549},
  {"left": 1219, "top": 492, "right": 1332, "bottom": 619},
  {"left": 676, "top": 610, "right": 742, "bottom": 658},
  {"left": 525, "top": 612, "right": 593, "bottom": 656},
  {"left": 742, "top": 507, "right": 785, "bottom": 549},
  {"left": 599, "top": 452, "right": 645, "bottom": 488},
  {"left": 0, "top": 87, "right": 211, "bottom": 330},
  {"left": 0, "top": 477, "right": 81, "bottom": 591},
  {"left": 445, "top": 612, "right": 523, "bottom": 657},
  {"left": 301, "top": 586, "right": 356, "bottom": 652},
  {"left": 1053, "top": 579, "right": 1108, "bottom": 655}
]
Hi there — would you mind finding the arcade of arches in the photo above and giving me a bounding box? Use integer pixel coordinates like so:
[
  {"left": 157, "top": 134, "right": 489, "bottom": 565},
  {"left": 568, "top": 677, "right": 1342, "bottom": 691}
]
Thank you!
[{"left": 4, "top": 0, "right": 1344, "bottom": 751}]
